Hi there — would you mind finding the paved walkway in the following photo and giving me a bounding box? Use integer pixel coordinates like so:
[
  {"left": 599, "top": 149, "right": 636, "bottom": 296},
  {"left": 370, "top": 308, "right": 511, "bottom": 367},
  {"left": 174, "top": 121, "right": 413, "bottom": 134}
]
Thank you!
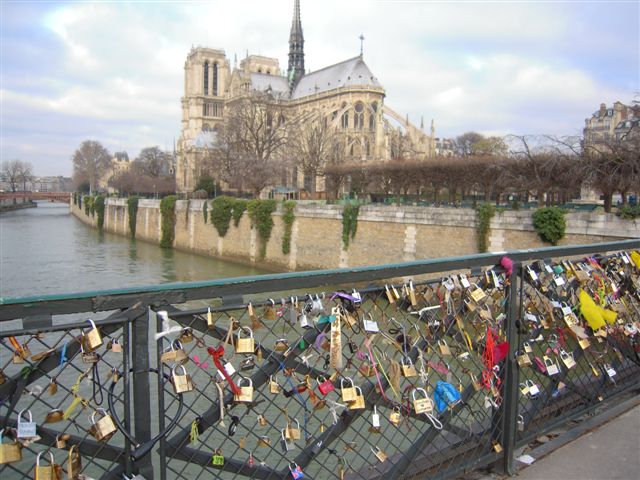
[{"left": 513, "top": 404, "right": 640, "bottom": 480}]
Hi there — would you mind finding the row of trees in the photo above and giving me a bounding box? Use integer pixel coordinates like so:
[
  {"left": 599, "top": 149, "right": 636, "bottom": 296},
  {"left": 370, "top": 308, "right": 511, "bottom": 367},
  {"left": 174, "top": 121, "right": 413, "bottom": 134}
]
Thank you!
[
  {"left": 72, "top": 140, "right": 174, "bottom": 196},
  {"left": 1, "top": 159, "right": 34, "bottom": 192}
]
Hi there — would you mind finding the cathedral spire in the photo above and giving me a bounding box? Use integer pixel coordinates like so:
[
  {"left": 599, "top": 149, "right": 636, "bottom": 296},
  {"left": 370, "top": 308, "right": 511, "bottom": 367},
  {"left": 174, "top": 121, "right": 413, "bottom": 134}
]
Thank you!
[{"left": 287, "top": 0, "right": 305, "bottom": 88}]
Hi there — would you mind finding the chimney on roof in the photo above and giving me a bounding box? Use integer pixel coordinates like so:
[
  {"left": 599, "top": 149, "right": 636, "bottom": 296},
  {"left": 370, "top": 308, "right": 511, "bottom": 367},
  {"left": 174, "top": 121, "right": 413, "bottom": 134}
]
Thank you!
[{"left": 599, "top": 103, "right": 606, "bottom": 116}]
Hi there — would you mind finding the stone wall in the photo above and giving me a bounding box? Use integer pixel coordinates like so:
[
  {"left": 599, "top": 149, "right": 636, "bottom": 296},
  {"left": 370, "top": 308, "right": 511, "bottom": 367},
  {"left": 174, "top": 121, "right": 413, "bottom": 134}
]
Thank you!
[{"left": 70, "top": 200, "right": 639, "bottom": 271}]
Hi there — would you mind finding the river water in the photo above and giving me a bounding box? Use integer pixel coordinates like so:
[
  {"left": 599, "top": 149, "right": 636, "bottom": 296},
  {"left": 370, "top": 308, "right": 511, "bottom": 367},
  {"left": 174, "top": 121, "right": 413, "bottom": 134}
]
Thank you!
[{"left": 0, "top": 202, "right": 269, "bottom": 300}]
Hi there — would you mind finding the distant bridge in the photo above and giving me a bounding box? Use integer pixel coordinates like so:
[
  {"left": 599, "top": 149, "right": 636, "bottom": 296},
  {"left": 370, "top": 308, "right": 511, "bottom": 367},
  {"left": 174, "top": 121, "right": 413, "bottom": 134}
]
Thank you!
[{"left": 0, "top": 191, "right": 71, "bottom": 204}]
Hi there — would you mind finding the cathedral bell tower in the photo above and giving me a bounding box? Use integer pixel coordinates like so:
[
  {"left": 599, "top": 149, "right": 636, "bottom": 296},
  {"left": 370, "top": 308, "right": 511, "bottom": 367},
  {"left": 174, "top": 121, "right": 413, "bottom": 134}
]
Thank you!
[{"left": 287, "top": 0, "right": 305, "bottom": 89}]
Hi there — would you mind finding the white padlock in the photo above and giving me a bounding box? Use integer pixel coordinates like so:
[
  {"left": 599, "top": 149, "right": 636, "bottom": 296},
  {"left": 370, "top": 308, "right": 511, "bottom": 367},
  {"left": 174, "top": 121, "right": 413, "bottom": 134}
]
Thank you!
[
  {"left": 17, "top": 409, "right": 37, "bottom": 438},
  {"left": 216, "top": 361, "right": 236, "bottom": 381},
  {"left": 372, "top": 406, "right": 380, "bottom": 428}
]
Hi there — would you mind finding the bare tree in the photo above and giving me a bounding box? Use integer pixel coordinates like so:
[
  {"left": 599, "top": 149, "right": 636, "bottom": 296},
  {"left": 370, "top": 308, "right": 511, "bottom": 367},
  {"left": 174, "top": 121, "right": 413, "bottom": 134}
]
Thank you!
[
  {"left": 2, "top": 159, "right": 29, "bottom": 192},
  {"left": 72, "top": 140, "right": 111, "bottom": 194},
  {"left": 134, "top": 146, "right": 169, "bottom": 177},
  {"left": 214, "top": 92, "right": 292, "bottom": 198},
  {"left": 453, "top": 132, "right": 484, "bottom": 156}
]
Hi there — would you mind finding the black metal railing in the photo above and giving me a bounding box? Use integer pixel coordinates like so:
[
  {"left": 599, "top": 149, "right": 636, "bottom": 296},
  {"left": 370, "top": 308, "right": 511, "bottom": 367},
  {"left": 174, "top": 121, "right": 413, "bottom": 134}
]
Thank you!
[{"left": 1, "top": 239, "right": 639, "bottom": 479}]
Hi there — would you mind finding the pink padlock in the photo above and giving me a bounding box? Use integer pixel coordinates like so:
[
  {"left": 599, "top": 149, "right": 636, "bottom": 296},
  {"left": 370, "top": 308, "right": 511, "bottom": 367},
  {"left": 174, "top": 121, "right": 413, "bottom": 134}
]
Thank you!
[{"left": 317, "top": 376, "right": 335, "bottom": 395}]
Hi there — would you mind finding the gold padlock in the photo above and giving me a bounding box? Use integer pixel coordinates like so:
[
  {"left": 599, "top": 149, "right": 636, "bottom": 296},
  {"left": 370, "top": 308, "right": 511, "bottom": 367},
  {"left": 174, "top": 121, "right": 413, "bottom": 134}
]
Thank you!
[
  {"left": 389, "top": 406, "right": 402, "bottom": 426},
  {"left": 401, "top": 357, "right": 417, "bottom": 377},
  {"left": 348, "top": 386, "right": 365, "bottom": 410},
  {"left": 236, "top": 327, "right": 255, "bottom": 354},
  {"left": 263, "top": 300, "right": 276, "bottom": 321},
  {"left": 371, "top": 446, "right": 387, "bottom": 463},
  {"left": 470, "top": 286, "right": 486, "bottom": 303},
  {"left": 33, "top": 450, "right": 62, "bottom": 480},
  {"left": 233, "top": 377, "right": 253, "bottom": 403},
  {"left": 269, "top": 375, "right": 281, "bottom": 394},
  {"left": 161, "top": 340, "right": 188, "bottom": 365},
  {"left": 412, "top": 388, "right": 434, "bottom": 414},
  {"left": 89, "top": 409, "right": 118, "bottom": 442},
  {"left": 340, "top": 378, "right": 357, "bottom": 402},
  {"left": 438, "top": 340, "right": 451, "bottom": 356},
  {"left": 0, "top": 430, "right": 22, "bottom": 465},
  {"left": 172, "top": 365, "right": 194, "bottom": 394},
  {"left": 179, "top": 328, "right": 194, "bottom": 344},
  {"left": 67, "top": 444, "right": 82, "bottom": 479},
  {"left": 285, "top": 419, "right": 301, "bottom": 440},
  {"left": 516, "top": 351, "right": 532, "bottom": 367},
  {"left": 55, "top": 434, "right": 69, "bottom": 449},
  {"left": 83, "top": 319, "right": 103, "bottom": 352}
]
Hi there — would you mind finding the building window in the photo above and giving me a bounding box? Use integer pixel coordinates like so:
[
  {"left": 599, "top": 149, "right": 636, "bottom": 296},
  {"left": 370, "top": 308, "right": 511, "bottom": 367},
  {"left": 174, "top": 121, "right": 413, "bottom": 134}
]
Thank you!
[
  {"left": 203, "top": 61, "right": 209, "bottom": 95},
  {"left": 203, "top": 101, "right": 222, "bottom": 117},
  {"left": 341, "top": 111, "right": 349, "bottom": 129},
  {"left": 213, "top": 63, "right": 218, "bottom": 96},
  {"left": 354, "top": 102, "right": 364, "bottom": 130}
]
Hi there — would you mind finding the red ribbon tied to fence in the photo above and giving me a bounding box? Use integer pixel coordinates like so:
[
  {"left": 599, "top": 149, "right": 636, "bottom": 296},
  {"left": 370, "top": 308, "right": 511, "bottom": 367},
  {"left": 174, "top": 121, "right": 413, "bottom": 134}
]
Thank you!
[{"left": 207, "top": 345, "right": 241, "bottom": 395}]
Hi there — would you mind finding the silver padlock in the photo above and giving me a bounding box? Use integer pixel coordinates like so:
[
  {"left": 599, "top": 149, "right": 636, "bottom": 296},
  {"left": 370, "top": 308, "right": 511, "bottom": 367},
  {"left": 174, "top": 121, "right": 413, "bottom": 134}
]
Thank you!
[
  {"left": 17, "top": 409, "right": 37, "bottom": 438},
  {"left": 281, "top": 429, "right": 295, "bottom": 453},
  {"left": 216, "top": 361, "right": 236, "bottom": 381}
]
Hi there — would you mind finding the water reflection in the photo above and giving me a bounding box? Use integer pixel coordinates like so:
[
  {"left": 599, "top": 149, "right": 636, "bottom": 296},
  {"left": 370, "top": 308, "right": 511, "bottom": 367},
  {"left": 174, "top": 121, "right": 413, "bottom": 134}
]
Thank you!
[{"left": 0, "top": 202, "right": 270, "bottom": 298}]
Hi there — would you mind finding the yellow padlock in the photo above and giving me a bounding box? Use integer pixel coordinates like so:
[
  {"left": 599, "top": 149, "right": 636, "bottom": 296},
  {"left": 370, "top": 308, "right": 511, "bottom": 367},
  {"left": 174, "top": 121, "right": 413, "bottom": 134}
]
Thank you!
[
  {"left": 0, "top": 430, "right": 22, "bottom": 465},
  {"left": 89, "top": 409, "right": 118, "bottom": 442},
  {"left": 83, "top": 319, "right": 103, "bottom": 352},
  {"left": 233, "top": 377, "right": 253, "bottom": 403},
  {"left": 172, "top": 365, "right": 194, "bottom": 394},
  {"left": 236, "top": 327, "right": 255, "bottom": 354}
]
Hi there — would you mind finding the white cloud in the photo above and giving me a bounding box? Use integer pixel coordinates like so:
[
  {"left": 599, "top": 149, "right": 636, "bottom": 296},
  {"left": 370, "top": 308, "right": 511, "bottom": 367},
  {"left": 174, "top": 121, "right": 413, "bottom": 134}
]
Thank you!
[{"left": 1, "top": 0, "right": 637, "bottom": 176}]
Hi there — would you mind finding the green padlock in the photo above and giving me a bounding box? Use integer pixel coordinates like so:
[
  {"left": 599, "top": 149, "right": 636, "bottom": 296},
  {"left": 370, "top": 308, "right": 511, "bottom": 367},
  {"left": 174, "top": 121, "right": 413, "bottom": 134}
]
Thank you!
[{"left": 211, "top": 449, "right": 224, "bottom": 467}]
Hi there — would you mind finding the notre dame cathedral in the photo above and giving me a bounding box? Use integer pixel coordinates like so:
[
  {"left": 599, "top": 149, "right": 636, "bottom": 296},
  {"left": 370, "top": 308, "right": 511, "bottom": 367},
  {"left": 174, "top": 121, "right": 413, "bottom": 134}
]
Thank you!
[{"left": 175, "top": 0, "right": 436, "bottom": 197}]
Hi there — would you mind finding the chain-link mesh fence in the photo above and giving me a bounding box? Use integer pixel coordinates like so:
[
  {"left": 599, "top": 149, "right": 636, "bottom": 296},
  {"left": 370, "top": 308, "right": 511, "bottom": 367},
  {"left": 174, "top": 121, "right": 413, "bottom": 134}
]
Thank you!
[{"left": 1, "top": 241, "right": 639, "bottom": 479}]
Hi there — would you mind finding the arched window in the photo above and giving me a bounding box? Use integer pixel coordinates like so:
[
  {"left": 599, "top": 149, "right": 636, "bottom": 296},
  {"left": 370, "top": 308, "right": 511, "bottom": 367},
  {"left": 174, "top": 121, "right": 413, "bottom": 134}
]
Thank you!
[
  {"left": 354, "top": 102, "right": 364, "bottom": 130},
  {"left": 212, "top": 63, "right": 218, "bottom": 96},
  {"left": 278, "top": 115, "right": 286, "bottom": 127},
  {"left": 203, "top": 61, "right": 209, "bottom": 95},
  {"left": 341, "top": 111, "right": 349, "bottom": 129},
  {"left": 369, "top": 113, "right": 375, "bottom": 130}
]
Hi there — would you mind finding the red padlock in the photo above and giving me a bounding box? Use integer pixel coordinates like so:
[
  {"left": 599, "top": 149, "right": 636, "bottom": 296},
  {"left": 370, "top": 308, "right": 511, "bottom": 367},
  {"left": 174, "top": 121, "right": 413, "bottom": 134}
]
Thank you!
[{"left": 317, "top": 376, "right": 335, "bottom": 395}]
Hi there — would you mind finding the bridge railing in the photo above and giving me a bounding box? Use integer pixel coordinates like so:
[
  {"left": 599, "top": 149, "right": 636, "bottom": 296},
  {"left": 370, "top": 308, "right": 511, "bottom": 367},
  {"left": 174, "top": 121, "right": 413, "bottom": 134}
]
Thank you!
[{"left": 1, "top": 239, "right": 639, "bottom": 479}]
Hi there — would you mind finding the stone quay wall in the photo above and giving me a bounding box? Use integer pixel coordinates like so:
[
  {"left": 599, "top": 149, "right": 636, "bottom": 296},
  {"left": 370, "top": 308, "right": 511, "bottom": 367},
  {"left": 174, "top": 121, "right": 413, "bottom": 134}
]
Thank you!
[{"left": 70, "top": 200, "right": 639, "bottom": 271}]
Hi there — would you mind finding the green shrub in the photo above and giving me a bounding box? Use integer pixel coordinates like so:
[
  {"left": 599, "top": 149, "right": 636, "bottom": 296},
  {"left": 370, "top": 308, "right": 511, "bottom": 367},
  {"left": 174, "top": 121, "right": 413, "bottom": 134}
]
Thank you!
[
  {"left": 83, "top": 195, "right": 91, "bottom": 216},
  {"left": 476, "top": 203, "right": 495, "bottom": 252},
  {"left": 194, "top": 175, "right": 216, "bottom": 197},
  {"left": 160, "top": 195, "right": 178, "bottom": 248},
  {"left": 247, "top": 199, "right": 277, "bottom": 258},
  {"left": 342, "top": 204, "right": 360, "bottom": 249},
  {"left": 232, "top": 199, "right": 248, "bottom": 227},
  {"left": 127, "top": 196, "right": 140, "bottom": 238},
  {"left": 202, "top": 201, "right": 208, "bottom": 224},
  {"left": 94, "top": 195, "right": 105, "bottom": 230},
  {"left": 210, "top": 196, "right": 235, "bottom": 237},
  {"left": 282, "top": 200, "right": 296, "bottom": 255},
  {"left": 617, "top": 205, "right": 640, "bottom": 220},
  {"left": 532, "top": 207, "right": 566, "bottom": 245}
]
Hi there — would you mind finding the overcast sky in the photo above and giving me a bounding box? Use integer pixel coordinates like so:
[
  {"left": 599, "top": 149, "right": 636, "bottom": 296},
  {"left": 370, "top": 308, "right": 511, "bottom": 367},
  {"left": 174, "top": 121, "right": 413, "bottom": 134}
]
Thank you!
[{"left": 1, "top": 0, "right": 638, "bottom": 176}]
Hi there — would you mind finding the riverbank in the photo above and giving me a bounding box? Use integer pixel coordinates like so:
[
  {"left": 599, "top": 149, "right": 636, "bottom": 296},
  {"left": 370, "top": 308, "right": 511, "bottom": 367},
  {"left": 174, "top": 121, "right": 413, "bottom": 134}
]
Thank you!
[
  {"left": 70, "top": 198, "right": 639, "bottom": 271},
  {"left": 0, "top": 201, "right": 36, "bottom": 213}
]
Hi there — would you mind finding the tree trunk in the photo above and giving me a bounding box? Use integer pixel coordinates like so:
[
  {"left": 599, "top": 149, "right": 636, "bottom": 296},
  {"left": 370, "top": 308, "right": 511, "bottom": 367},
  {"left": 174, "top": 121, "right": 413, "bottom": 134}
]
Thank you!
[
  {"left": 621, "top": 191, "right": 628, "bottom": 206},
  {"left": 603, "top": 193, "right": 613, "bottom": 213}
]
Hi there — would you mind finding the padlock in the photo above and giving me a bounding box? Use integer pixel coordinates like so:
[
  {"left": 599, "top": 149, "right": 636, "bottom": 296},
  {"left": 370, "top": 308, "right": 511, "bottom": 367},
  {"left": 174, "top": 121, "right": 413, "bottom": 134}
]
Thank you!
[
  {"left": 211, "top": 449, "right": 225, "bottom": 467},
  {"left": 263, "top": 300, "right": 277, "bottom": 321},
  {"left": 371, "top": 446, "right": 387, "bottom": 462},
  {"left": 340, "top": 378, "right": 357, "bottom": 402},
  {"left": 161, "top": 340, "right": 188, "bottom": 365},
  {"left": 274, "top": 339, "right": 289, "bottom": 352},
  {"left": 519, "top": 383, "right": 530, "bottom": 396},
  {"left": 17, "top": 409, "right": 37, "bottom": 438},
  {"left": 517, "top": 415, "right": 525, "bottom": 431},
  {"left": 362, "top": 314, "right": 379, "bottom": 333},
  {"left": 412, "top": 388, "right": 434, "bottom": 414},
  {"left": 172, "top": 365, "right": 194, "bottom": 394},
  {"left": 317, "top": 376, "right": 335, "bottom": 395},
  {"left": 285, "top": 419, "right": 301, "bottom": 440},
  {"left": 55, "top": 434, "right": 69, "bottom": 449},
  {"left": 110, "top": 338, "right": 122, "bottom": 353},
  {"left": 371, "top": 406, "right": 381, "bottom": 428},
  {"left": 33, "top": 450, "right": 61, "bottom": 480},
  {"left": 559, "top": 349, "right": 576, "bottom": 369},
  {"left": 470, "top": 286, "right": 486, "bottom": 303},
  {"left": 281, "top": 429, "right": 295, "bottom": 452},
  {"left": 215, "top": 361, "right": 236, "bottom": 381},
  {"left": 257, "top": 435, "right": 271, "bottom": 448},
  {"left": 389, "top": 407, "right": 402, "bottom": 426},
  {"left": 543, "top": 356, "right": 559, "bottom": 376},
  {"left": 516, "top": 351, "right": 532, "bottom": 367},
  {"left": 89, "top": 409, "right": 118, "bottom": 442},
  {"left": 179, "top": 328, "right": 194, "bottom": 344},
  {"left": 290, "top": 462, "right": 305, "bottom": 479},
  {"left": 233, "top": 377, "right": 253, "bottom": 403},
  {"left": 240, "top": 356, "right": 255, "bottom": 372},
  {"left": 270, "top": 375, "right": 281, "bottom": 394},
  {"left": 0, "top": 430, "right": 22, "bottom": 464},
  {"left": 401, "top": 357, "right": 418, "bottom": 377},
  {"left": 526, "top": 380, "right": 539, "bottom": 396},
  {"left": 236, "top": 327, "right": 255, "bottom": 354},
  {"left": 438, "top": 340, "right": 451, "bottom": 356},
  {"left": 492, "top": 441, "right": 503, "bottom": 453},
  {"left": 83, "top": 319, "right": 103, "bottom": 352},
  {"left": 80, "top": 339, "right": 99, "bottom": 364},
  {"left": 257, "top": 414, "right": 268, "bottom": 427},
  {"left": 44, "top": 409, "right": 64, "bottom": 424},
  {"left": 299, "top": 313, "right": 310, "bottom": 329},
  {"left": 348, "top": 386, "right": 365, "bottom": 410},
  {"left": 67, "top": 444, "right": 81, "bottom": 479},
  {"left": 605, "top": 364, "right": 617, "bottom": 380},
  {"left": 523, "top": 341, "right": 533, "bottom": 354}
]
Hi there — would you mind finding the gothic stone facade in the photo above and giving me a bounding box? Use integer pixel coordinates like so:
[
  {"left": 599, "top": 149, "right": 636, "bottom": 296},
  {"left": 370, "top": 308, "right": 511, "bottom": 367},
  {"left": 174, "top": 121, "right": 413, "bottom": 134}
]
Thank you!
[{"left": 176, "top": 1, "right": 434, "bottom": 195}]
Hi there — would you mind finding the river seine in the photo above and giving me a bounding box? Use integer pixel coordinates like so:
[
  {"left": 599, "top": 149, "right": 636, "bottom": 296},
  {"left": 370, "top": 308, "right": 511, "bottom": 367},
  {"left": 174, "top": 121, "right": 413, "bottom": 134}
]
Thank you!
[{"left": 0, "top": 202, "right": 269, "bottom": 300}]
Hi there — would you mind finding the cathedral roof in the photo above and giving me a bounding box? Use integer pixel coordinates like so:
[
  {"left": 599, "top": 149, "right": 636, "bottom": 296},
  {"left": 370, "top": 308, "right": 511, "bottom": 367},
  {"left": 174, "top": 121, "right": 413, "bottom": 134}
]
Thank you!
[
  {"left": 291, "top": 55, "right": 382, "bottom": 100},
  {"left": 249, "top": 73, "right": 290, "bottom": 96}
]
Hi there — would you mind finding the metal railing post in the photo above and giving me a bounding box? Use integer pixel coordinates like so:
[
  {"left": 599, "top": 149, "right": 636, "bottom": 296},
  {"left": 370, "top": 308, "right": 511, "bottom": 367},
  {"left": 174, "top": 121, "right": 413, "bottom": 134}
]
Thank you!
[
  {"left": 501, "top": 262, "right": 522, "bottom": 475},
  {"left": 131, "top": 307, "right": 153, "bottom": 477}
]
